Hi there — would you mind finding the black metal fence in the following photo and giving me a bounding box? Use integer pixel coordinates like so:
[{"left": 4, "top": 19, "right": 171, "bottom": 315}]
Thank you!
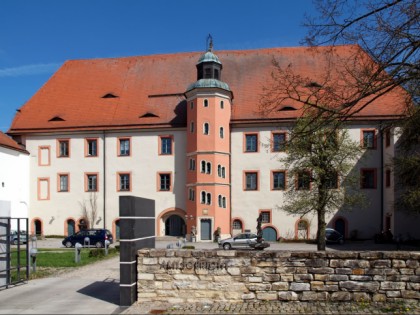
[{"left": 0, "top": 217, "right": 29, "bottom": 290}]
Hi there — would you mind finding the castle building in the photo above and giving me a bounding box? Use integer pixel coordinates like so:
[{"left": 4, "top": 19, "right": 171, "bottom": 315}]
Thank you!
[{"left": 7, "top": 42, "right": 416, "bottom": 241}]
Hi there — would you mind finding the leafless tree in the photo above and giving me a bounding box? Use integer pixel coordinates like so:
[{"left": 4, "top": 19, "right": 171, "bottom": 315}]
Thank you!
[{"left": 79, "top": 192, "right": 98, "bottom": 229}]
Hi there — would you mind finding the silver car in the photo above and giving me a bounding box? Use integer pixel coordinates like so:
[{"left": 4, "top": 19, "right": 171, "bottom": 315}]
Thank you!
[{"left": 218, "top": 233, "right": 260, "bottom": 250}]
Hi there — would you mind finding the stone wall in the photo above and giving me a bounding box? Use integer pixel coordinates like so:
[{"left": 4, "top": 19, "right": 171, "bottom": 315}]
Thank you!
[{"left": 137, "top": 249, "right": 420, "bottom": 304}]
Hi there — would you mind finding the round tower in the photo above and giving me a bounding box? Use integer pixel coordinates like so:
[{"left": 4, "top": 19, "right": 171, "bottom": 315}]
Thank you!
[{"left": 184, "top": 38, "right": 233, "bottom": 241}]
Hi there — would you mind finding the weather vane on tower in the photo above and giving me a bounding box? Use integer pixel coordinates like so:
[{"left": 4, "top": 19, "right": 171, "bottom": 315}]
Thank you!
[{"left": 207, "top": 34, "right": 213, "bottom": 52}]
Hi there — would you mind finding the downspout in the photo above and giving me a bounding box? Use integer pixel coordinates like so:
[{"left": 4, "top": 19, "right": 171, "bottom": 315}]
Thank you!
[
  {"left": 379, "top": 122, "right": 384, "bottom": 233},
  {"left": 103, "top": 131, "right": 106, "bottom": 229}
]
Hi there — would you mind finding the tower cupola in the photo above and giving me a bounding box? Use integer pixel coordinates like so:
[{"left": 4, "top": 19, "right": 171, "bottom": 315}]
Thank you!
[{"left": 186, "top": 35, "right": 231, "bottom": 94}]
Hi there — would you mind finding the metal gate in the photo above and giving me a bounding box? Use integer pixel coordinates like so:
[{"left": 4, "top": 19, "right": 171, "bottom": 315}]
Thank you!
[{"left": 0, "top": 217, "right": 29, "bottom": 290}]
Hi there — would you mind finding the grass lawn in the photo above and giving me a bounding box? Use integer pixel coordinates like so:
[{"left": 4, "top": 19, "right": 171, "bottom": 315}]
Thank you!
[{"left": 10, "top": 247, "right": 119, "bottom": 280}]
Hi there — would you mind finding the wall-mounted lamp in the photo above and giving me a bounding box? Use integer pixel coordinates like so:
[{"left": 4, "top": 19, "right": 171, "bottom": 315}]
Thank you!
[
  {"left": 96, "top": 217, "right": 102, "bottom": 225},
  {"left": 49, "top": 216, "right": 55, "bottom": 224}
]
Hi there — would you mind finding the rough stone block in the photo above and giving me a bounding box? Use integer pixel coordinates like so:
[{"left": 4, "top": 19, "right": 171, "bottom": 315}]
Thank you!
[
  {"left": 380, "top": 281, "right": 406, "bottom": 290},
  {"left": 242, "top": 292, "right": 256, "bottom": 300},
  {"left": 370, "top": 260, "right": 391, "bottom": 268},
  {"left": 407, "top": 260, "right": 420, "bottom": 268},
  {"left": 301, "top": 291, "right": 328, "bottom": 301},
  {"left": 215, "top": 250, "right": 235, "bottom": 257},
  {"left": 290, "top": 282, "right": 310, "bottom": 291},
  {"left": 240, "top": 266, "right": 258, "bottom": 274},
  {"left": 314, "top": 274, "right": 329, "bottom": 281},
  {"left": 349, "top": 275, "right": 372, "bottom": 281},
  {"left": 344, "top": 260, "right": 370, "bottom": 268},
  {"left": 308, "top": 267, "right": 334, "bottom": 274},
  {"left": 263, "top": 274, "right": 280, "bottom": 282},
  {"left": 386, "top": 291, "right": 401, "bottom": 298},
  {"left": 382, "top": 252, "right": 410, "bottom": 259},
  {"left": 329, "top": 259, "right": 344, "bottom": 268},
  {"left": 352, "top": 268, "right": 365, "bottom": 275},
  {"left": 272, "top": 281, "right": 289, "bottom": 290},
  {"left": 294, "top": 274, "right": 313, "bottom": 282},
  {"left": 173, "top": 274, "right": 199, "bottom": 281},
  {"left": 331, "top": 291, "right": 351, "bottom": 301},
  {"left": 372, "top": 293, "right": 386, "bottom": 302},
  {"left": 149, "top": 249, "right": 167, "bottom": 257},
  {"left": 311, "top": 281, "right": 338, "bottom": 291},
  {"left": 256, "top": 292, "right": 278, "bottom": 301},
  {"left": 326, "top": 252, "right": 358, "bottom": 259},
  {"left": 138, "top": 273, "right": 155, "bottom": 280},
  {"left": 401, "top": 290, "right": 420, "bottom": 299},
  {"left": 278, "top": 291, "right": 298, "bottom": 301},
  {"left": 353, "top": 292, "right": 371, "bottom": 301},
  {"left": 336, "top": 268, "right": 352, "bottom": 275},
  {"left": 227, "top": 267, "right": 241, "bottom": 276},
  {"left": 281, "top": 274, "right": 294, "bottom": 282},
  {"left": 328, "top": 274, "right": 349, "bottom": 281},
  {"left": 409, "top": 275, "right": 420, "bottom": 282},
  {"left": 359, "top": 252, "right": 383, "bottom": 259},
  {"left": 246, "top": 283, "right": 272, "bottom": 291},
  {"left": 400, "top": 268, "right": 415, "bottom": 275},
  {"left": 339, "top": 281, "right": 379, "bottom": 292},
  {"left": 408, "top": 282, "right": 420, "bottom": 290},
  {"left": 248, "top": 276, "right": 263, "bottom": 283},
  {"left": 392, "top": 260, "right": 406, "bottom": 268},
  {"left": 305, "top": 259, "right": 327, "bottom": 267},
  {"left": 276, "top": 267, "right": 296, "bottom": 274}
]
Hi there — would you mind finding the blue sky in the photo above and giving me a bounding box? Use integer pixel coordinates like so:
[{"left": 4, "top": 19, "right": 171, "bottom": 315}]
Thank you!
[{"left": 0, "top": 0, "right": 316, "bottom": 132}]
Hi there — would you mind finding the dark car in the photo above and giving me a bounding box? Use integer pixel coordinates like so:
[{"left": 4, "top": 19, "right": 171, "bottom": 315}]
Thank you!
[
  {"left": 10, "top": 230, "right": 27, "bottom": 245},
  {"left": 218, "top": 233, "right": 270, "bottom": 250},
  {"left": 325, "top": 228, "right": 344, "bottom": 244},
  {"left": 62, "top": 229, "right": 113, "bottom": 248}
]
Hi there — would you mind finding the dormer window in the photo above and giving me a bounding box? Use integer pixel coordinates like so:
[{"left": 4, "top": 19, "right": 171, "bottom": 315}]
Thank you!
[{"left": 102, "top": 93, "right": 118, "bottom": 99}]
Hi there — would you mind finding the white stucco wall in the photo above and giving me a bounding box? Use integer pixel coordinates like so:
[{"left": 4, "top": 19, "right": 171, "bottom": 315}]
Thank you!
[
  {"left": 0, "top": 146, "right": 29, "bottom": 230},
  {"left": 230, "top": 124, "right": 384, "bottom": 240},
  {"left": 26, "top": 130, "right": 187, "bottom": 236}
]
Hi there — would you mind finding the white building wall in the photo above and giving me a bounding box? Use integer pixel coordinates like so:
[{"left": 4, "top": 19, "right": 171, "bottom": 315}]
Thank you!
[
  {"left": 0, "top": 146, "right": 29, "bottom": 230},
  {"left": 231, "top": 124, "right": 383, "bottom": 240},
  {"left": 26, "top": 129, "right": 187, "bottom": 236}
]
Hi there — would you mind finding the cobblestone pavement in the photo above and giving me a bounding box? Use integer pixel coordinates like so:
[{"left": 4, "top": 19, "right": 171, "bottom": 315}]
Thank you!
[{"left": 123, "top": 300, "right": 420, "bottom": 314}]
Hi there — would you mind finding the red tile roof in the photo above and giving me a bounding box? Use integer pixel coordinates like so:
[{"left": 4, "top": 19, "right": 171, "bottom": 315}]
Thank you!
[
  {"left": 8, "top": 45, "right": 408, "bottom": 134},
  {"left": 0, "top": 132, "right": 28, "bottom": 153}
]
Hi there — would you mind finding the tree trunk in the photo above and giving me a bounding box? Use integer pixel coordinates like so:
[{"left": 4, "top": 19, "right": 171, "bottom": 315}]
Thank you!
[{"left": 317, "top": 208, "right": 326, "bottom": 250}]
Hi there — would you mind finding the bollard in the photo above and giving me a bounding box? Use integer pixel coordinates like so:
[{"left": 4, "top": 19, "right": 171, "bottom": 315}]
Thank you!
[
  {"left": 104, "top": 240, "right": 110, "bottom": 256},
  {"left": 30, "top": 248, "right": 38, "bottom": 273},
  {"left": 75, "top": 243, "right": 82, "bottom": 263}
]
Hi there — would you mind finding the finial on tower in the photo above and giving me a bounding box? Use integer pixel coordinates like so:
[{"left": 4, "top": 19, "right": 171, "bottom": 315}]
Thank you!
[{"left": 207, "top": 34, "right": 213, "bottom": 52}]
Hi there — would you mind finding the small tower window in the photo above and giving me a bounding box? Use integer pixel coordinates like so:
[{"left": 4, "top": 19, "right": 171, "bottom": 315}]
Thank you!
[
  {"left": 190, "top": 122, "right": 194, "bottom": 133},
  {"left": 201, "top": 191, "right": 206, "bottom": 204},
  {"left": 204, "top": 68, "right": 212, "bottom": 79},
  {"left": 204, "top": 123, "right": 209, "bottom": 135},
  {"left": 220, "top": 101, "right": 224, "bottom": 109},
  {"left": 214, "top": 69, "right": 219, "bottom": 80},
  {"left": 201, "top": 161, "right": 206, "bottom": 173},
  {"left": 190, "top": 102, "right": 194, "bottom": 110},
  {"left": 206, "top": 162, "right": 211, "bottom": 174},
  {"left": 204, "top": 99, "right": 209, "bottom": 107},
  {"left": 220, "top": 127, "right": 224, "bottom": 139}
]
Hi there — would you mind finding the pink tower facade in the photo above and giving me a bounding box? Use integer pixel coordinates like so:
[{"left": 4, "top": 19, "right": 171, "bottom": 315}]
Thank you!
[{"left": 184, "top": 42, "right": 233, "bottom": 241}]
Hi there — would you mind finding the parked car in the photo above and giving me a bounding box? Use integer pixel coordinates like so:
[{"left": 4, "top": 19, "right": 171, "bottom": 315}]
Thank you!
[
  {"left": 10, "top": 230, "right": 27, "bottom": 245},
  {"left": 218, "top": 232, "right": 270, "bottom": 250},
  {"left": 62, "top": 229, "right": 113, "bottom": 248},
  {"left": 325, "top": 228, "right": 344, "bottom": 244}
]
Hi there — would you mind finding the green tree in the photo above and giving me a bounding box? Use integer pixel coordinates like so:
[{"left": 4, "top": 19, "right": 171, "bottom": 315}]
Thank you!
[
  {"left": 279, "top": 112, "right": 366, "bottom": 250},
  {"left": 394, "top": 106, "right": 420, "bottom": 213}
]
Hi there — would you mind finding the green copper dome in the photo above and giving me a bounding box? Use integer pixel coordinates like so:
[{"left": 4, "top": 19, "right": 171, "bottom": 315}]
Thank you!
[
  {"left": 186, "top": 79, "right": 231, "bottom": 93},
  {"left": 197, "top": 51, "right": 222, "bottom": 65}
]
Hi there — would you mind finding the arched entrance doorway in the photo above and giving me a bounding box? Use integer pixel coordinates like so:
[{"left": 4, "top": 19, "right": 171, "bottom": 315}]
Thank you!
[
  {"left": 165, "top": 215, "right": 186, "bottom": 237},
  {"left": 34, "top": 219, "right": 42, "bottom": 236},
  {"left": 334, "top": 218, "right": 346, "bottom": 239},
  {"left": 67, "top": 219, "right": 75, "bottom": 236},
  {"left": 262, "top": 226, "right": 277, "bottom": 242}
]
